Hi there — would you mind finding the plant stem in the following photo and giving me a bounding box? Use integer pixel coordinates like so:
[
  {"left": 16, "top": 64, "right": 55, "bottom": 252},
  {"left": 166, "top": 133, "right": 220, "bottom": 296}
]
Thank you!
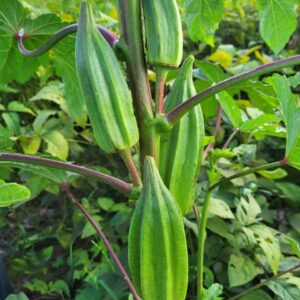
[
  {"left": 0, "top": 153, "right": 132, "bottom": 197},
  {"left": 118, "top": 0, "right": 159, "bottom": 163},
  {"left": 18, "top": 24, "right": 118, "bottom": 57},
  {"left": 155, "top": 67, "right": 168, "bottom": 115},
  {"left": 197, "top": 158, "right": 288, "bottom": 299},
  {"left": 197, "top": 190, "right": 212, "bottom": 300},
  {"left": 228, "top": 263, "right": 300, "bottom": 300},
  {"left": 60, "top": 183, "right": 141, "bottom": 300},
  {"left": 202, "top": 105, "right": 222, "bottom": 161},
  {"left": 120, "top": 149, "right": 142, "bottom": 187},
  {"left": 167, "top": 54, "right": 300, "bottom": 125},
  {"left": 208, "top": 159, "right": 287, "bottom": 192},
  {"left": 222, "top": 128, "right": 240, "bottom": 149}
]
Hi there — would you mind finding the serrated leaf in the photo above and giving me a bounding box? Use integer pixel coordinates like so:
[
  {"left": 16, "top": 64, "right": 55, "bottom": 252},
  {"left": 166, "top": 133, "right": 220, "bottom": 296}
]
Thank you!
[
  {"left": 184, "top": 0, "right": 225, "bottom": 46},
  {"left": 0, "top": 179, "right": 31, "bottom": 207},
  {"left": 228, "top": 253, "right": 263, "bottom": 287},
  {"left": 268, "top": 74, "right": 300, "bottom": 170},
  {"left": 257, "top": 0, "right": 297, "bottom": 53}
]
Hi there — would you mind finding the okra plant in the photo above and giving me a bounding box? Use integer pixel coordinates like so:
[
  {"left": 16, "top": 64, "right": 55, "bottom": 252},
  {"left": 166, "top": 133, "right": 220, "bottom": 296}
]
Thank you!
[{"left": 1, "top": 0, "right": 300, "bottom": 299}]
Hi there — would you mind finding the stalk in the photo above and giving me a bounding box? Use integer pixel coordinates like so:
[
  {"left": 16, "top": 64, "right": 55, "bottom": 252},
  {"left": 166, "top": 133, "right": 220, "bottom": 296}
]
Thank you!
[
  {"left": 120, "top": 149, "right": 142, "bottom": 186},
  {"left": 197, "top": 159, "right": 288, "bottom": 299},
  {"left": 18, "top": 24, "right": 118, "bottom": 57},
  {"left": 0, "top": 153, "right": 132, "bottom": 197},
  {"left": 167, "top": 55, "right": 300, "bottom": 125},
  {"left": 117, "top": 0, "right": 159, "bottom": 163},
  {"left": 155, "top": 67, "right": 169, "bottom": 115},
  {"left": 61, "top": 184, "right": 141, "bottom": 300}
]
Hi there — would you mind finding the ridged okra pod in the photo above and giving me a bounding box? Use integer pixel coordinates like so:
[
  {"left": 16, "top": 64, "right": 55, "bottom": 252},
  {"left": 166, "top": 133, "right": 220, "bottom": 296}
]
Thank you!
[
  {"left": 160, "top": 56, "right": 205, "bottom": 214},
  {"left": 75, "top": 1, "right": 139, "bottom": 153},
  {"left": 141, "top": 0, "right": 183, "bottom": 68},
  {"left": 128, "top": 156, "right": 188, "bottom": 300}
]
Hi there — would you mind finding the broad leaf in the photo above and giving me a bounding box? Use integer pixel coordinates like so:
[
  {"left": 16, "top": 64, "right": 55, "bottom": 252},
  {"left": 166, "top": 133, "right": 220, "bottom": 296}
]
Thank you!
[
  {"left": 228, "top": 253, "right": 263, "bottom": 287},
  {"left": 184, "top": 0, "right": 225, "bottom": 46},
  {"left": 257, "top": 0, "right": 297, "bottom": 53},
  {"left": 239, "top": 289, "right": 273, "bottom": 300},
  {"left": 266, "top": 279, "right": 300, "bottom": 300},
  {"left": 0, "top": 0, "right": 62, "bottom": 84},
  {"left": 43, "top": 131, "right": 69, "bottom": 160},
  {"left": 268, "top": 74, "right": 300, "bottom": 170},
  {"left": 0, "top": 179, "right": 31, "bottom": 207}
]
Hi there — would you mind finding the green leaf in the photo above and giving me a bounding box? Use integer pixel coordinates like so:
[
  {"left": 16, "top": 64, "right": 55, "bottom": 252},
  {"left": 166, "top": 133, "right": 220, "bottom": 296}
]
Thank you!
[
  {"left": 208, "top": 198, "right": 235, "bottom": 219},
  {"left": 216, "top": 91, "right": 242, "bottom": 128},
  {"left": 0, "top": 0, "right": 62, "bottom": 84},
  {"left": 201, "top": 283, "right": 223, "bottom": 300},
  {"left": 0, "top": 179, "right": 31, "bottom": 207},
  {"left": 240, "top": 114, "right": 283, "bottom": 138},
  {"left": 5, "top": 292, "right": 29, "bottom": 300},
  {"left": 236, "top": 196, "right": 261, "bottom": 226},
  {"left": 266, "top": 279, "right": 300, "bottom": 300},
  {"left": 285, "top": 236, "right": 300, "bottom": 258},
  {"left": 184, "top": 0, "right": 225, "bottom": 46},
  {"left": 257, "top": 0, "right": 297, "bottom": 53},
  {"left": 239, "top": 289, "right": 273, "bottom": 300},
  {"left": 43, "top": 131, "right": 69, "bottom": 160},
  {"left": 276, "top": 182, "right": 300, "bottom": 204},
  {"left": 0, "top": 128, "right": 14, "bottom": 151},
  {"left": 7, "top": 101, "right": 35, "bottom": 115},
  {"left": 290, "top": 213, "right": 300, "bottom": 234},
  {"left": 268, "top": 74, "right": 300, "bottom": 170},
  {"left": 228, "top": 253, "right": 263, "bottom": 287},
  {"left": 250, "top": 224, "right": 280, "bottom": 274},
  {"left": 258, "top": 168, "right": 287, "bottom": 179}
]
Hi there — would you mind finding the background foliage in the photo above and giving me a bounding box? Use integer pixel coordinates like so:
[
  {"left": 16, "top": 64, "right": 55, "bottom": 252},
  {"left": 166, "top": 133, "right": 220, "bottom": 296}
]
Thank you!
[{"left": 1, "top": 0, "right": 300, "bottom": 299}]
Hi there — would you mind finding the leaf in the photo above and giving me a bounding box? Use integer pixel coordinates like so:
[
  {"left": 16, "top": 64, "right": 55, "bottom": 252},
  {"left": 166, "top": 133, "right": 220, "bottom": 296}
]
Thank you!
[
  {"left": 208, "top": 198, "right": 235, "bottom": 219},
  {"left": 7, "top": 101, "right": 35, "bottom": 115},
  {"left": 0, "top": 0, "right": 62, "bottom": 84},
  {"left": 250, "top": 224, "right": 281, "bottom": 274},
  {"left": 257, "top": 0, "right": 297, "bottom": 53},
  {"left": 277, "top": 182, "right": 300, "bottom": 205},
  {"left": 216, "top": 91, "right": 242, "bottom": 128},
  {"left": 266, "top": 279, "right": 300, "bottom": 300},
  {"left": 236, "top": 196, "right": 261, "bottom": 226},
  {"left": 228, "top": 253, "right": 263, "bottom": 287},
  {"left": 240, "top": 114, "right": 283, "bottom": 139},
  {"left": 20, "top": 135, "right": 42, "bottom": 155},
  {"left": 239, "top": 289, "right": 273, "bottom": 300},
  {"left": 184, "top": 0, "right": 225, "bottom": 46},
  {"left": 268, "top": 74, "right": 300, "bottom": 170},
  {"left": 285, "top": 236, "right": 300, "bottom": 258},
  {"left": 258, "top": 168, "right": 287, "bottom": 179},
  {"left": 5, "top": 292, "right": 29, "bottom": 300},
  {"left": 0, "top": 179, "right": 31, "bottom": 207},
  {"left": 43, "top": 131, "right": 69, "bottom": 160},
  {"left": 290, "top": 213, "right": 300, "bottom": 234},
  {"left": 0, "top": 128, "right": 14, "bottom": 151},
  {"left": 206, "top": 217, "right": 233, "bottom": 240},
  {"left": 201, "top": 283, "right": 223, "bottom": 300}
]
